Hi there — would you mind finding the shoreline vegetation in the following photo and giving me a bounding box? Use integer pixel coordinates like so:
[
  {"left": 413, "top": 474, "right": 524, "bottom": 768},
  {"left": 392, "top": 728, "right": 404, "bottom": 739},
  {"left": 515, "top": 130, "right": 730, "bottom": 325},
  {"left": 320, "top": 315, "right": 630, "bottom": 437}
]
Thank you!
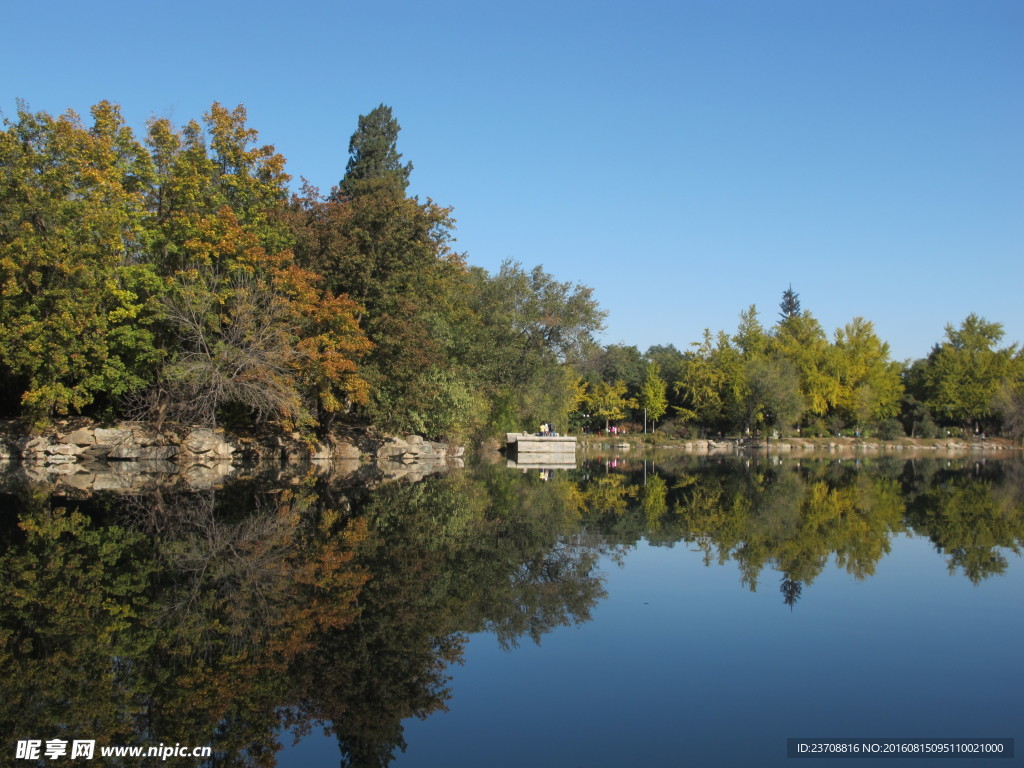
[{"left": 2, "top": 101, "right": 1022, "bottom": 447}]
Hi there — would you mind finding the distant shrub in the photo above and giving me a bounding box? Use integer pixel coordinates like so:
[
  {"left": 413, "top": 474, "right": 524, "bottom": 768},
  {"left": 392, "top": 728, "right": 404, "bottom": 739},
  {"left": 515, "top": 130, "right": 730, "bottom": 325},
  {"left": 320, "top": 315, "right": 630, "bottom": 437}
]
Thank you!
[
  {"left": 804, "top": 417, "right": 828, "bottom": 438},
  {"left": 916, "top": 415, "right": 940, "bottom": 439},
  {"left": 875, "top": 419, "right": 905, "bottom": 440},
  {"left": 658, "top": 418, "right": 692, "bottom": 439}
]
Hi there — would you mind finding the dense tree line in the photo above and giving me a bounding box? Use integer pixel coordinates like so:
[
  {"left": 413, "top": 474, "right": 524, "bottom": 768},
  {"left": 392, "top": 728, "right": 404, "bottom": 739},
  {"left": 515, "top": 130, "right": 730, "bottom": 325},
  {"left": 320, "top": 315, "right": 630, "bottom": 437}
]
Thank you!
[
  {"left": 0, "top": 102, "right": 603, "bottom": 438},
  {"left": 2, "top": 101, "right": 1020, "bottom": 441},
  {"left": 576, "top": 291, "right": 1023, "bottom": 441}
]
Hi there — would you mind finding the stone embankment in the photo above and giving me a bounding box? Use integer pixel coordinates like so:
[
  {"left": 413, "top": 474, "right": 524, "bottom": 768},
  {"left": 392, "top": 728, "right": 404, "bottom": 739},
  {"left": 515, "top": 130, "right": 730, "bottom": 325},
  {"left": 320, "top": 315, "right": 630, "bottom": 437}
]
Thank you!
[{"left": 0, "top": 423, "right": 464, "bottom": 493}]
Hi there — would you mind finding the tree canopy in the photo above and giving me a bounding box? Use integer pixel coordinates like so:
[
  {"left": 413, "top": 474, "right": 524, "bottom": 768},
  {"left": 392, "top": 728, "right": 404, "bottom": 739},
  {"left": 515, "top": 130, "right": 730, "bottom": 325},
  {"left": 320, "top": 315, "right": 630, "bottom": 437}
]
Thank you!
[
  {"left": 1, "top": 102, "right": 1020, "bottom": 442},
  {"left": 0, "top": 100, "right": 607, "bottom": 440}
]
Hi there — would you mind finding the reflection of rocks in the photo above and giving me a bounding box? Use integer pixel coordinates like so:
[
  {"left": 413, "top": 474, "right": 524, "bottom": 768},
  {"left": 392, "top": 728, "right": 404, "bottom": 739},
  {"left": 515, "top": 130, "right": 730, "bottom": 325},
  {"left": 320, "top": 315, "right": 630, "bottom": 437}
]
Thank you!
[
  {"left": 3, "top": 459, "right": 345, "bottom": 494},
  {"left": 323, "top": 458, "right": 363, "bottom": 482},
  {"left": 375, "top": 435, "right": 465, "bottom": 462},
  {"left": 93, "top": 471, "right": 151, "bottom": 492},
  {"left": 108, "top": 443, "right": 181, "bottom": 460},
  {"left": 366, "top": 435, "right": 465, "bottom": 484},
  {"left": 332, "top": 441, "right": 362, "bottom": 461},
  {"left": 375, "top": 456, "right": 464, "bottom": 484},
  {"left": 181, "top": 462, "right": 237, "bottom": 490},
  {"left": 59, "top": 471, "right": 98, "bottom": 491}
]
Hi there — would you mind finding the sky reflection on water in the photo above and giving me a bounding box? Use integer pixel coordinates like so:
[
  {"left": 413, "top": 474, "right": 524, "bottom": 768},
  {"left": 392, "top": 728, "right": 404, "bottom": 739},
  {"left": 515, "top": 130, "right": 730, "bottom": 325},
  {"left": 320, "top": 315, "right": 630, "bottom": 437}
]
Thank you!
[{"left": 385, "top": 535, "right": 1022, "bottom": 768}]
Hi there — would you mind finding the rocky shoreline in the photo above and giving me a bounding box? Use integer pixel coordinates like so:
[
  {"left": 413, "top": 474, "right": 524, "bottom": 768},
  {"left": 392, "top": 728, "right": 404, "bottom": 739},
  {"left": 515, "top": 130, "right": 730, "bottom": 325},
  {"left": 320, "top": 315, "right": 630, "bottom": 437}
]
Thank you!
[{"left": 0, "top": 422, "right": 465, "bottom": 493}]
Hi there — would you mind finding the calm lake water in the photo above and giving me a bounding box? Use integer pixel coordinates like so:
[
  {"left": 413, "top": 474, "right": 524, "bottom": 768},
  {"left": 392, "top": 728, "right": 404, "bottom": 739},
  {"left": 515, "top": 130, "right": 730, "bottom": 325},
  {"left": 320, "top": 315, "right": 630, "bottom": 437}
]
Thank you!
[{"left": 2, "top": 451, "right": 1022, "bottom": 767}]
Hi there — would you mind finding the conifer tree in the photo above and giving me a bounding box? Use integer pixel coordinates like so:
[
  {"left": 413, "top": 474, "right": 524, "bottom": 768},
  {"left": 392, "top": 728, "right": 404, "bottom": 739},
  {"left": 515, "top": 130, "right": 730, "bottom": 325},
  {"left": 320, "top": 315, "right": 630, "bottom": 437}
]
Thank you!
[
  {"left": 779, "top": 285, "right": 801, "bottom": 321},
  {"left": 338, "top": 104, "right": 412, "bottom": 199}
]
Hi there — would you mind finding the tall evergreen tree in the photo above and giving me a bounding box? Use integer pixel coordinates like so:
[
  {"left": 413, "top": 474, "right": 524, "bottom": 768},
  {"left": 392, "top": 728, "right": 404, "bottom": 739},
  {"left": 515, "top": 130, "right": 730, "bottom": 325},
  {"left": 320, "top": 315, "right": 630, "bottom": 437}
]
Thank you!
[
  {"left": 779, "top": 285, "right": 801, "bottom": 321},
  {"left": 338, "top": 104, "right": 413, "bottom": 199}
]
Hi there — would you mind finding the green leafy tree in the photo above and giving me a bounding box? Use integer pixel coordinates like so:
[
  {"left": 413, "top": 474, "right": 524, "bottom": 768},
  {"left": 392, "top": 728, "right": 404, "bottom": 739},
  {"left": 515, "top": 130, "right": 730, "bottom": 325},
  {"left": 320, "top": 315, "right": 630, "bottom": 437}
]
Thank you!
[
  {"left": 922, "top": 314, "right": 1015, "bottom": 431},
  {"left": 495, "top": 262, "right": 606, "bottom": 364},
  {"left": 587, "top": 379, "right": 636, "bottom": 432},
  {"left": 290, "top": 103, "right": 608, "bottom": 439},
  {"left": 133, "top": 105, "right": 373, "bottom": 429},
  {"left": 0, "top": 102, "right": 162, "bottom": 421},
  {"left": 741, "top": 356, "right": 805, "bottom": 441},
  {"left": 771, "top": 311, "right": 838, "bottom": 418},
  {"left": 900, "top": 360, "right": 940, "bottom": 438},
  {"left": 143, "top": 103, "right": 292, "bottom": 275},
  {"left": 734, "top": 304, "right": 769, "bottom": 358},
  {"left": 830, "top": 317, "right": 904, "bottom": 428},
  {"left": 993, "top": 355, "right": 1024, "bottom": 442},
  {"left": 644, "top": 344, "right": 684, "bottom": 380},
  {"left": 643, "top": 344, "right": 686, "bottom": 417},
  {"left": 674, "top": 331, "right": 728, "bottom": 429},
  {"left": 458, "top": 261, "right": 605, "bottom": 435},
  {"left": 590, "top": 344, "right": 645, "bottom": 392},
  {"left": 638, "top": 361, "right": 668, "bottom": 430}
]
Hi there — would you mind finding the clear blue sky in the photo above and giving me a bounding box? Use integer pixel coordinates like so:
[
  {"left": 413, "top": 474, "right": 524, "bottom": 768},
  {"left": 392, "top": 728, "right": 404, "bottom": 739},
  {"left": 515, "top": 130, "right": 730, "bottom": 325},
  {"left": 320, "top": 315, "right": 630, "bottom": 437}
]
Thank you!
[{"left": 4, "top": 0, "right": 1021, "bottom": 362}]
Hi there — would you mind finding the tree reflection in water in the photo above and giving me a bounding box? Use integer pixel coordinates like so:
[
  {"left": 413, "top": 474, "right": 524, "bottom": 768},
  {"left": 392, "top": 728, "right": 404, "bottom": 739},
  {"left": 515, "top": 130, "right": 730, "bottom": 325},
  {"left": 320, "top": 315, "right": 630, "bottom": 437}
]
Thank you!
[
  {"left": 572, "top": 453, "right": 1023, "bottom": 603},
  {"left": 0, "top": 467, "right": 609, "bottom": 767},
  {"left": 0, "top": 454, "right": 1021, "bottom": 765}
]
